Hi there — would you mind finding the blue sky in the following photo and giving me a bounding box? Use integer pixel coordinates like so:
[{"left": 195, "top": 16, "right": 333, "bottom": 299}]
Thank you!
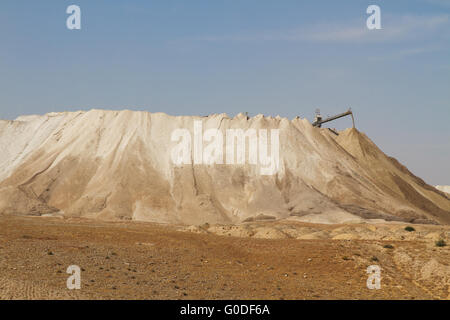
[{"left": 0, "top": 0, "right": 449, "bottom": 185}]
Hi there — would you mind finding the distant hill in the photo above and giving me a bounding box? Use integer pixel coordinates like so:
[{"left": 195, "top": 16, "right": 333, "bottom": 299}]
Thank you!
[{"left": 436, "top": 186, "right": 450, "bottom": 195}]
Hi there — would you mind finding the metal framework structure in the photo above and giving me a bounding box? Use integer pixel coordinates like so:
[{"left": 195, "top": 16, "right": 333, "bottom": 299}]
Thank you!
[{"left": 312, "top": 108, "right": 355, "bottom": 129}]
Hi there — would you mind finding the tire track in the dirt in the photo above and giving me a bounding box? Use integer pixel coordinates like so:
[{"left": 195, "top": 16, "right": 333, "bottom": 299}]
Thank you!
[
  {"left": 0, "top": 276, "right": 34, "bottom": 299},
  {"left": 390, "top": 251, "right": 442, "bottom": 300},
  {"left": 361, "top": 243, "right": 435, "bottom": 299},
  {"left": 0, "top": 276, "right": 87, "bottom": 300}
]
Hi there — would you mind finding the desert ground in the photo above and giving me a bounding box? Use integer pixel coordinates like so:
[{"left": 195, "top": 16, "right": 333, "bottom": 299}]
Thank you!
[{"left": 1, "top": 214, "right": 449, "bottom": 300}]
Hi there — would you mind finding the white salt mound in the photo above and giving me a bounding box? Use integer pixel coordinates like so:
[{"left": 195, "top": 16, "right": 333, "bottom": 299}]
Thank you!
[{"left": 0, "top": 109, "right": 449, "bottom": 225}]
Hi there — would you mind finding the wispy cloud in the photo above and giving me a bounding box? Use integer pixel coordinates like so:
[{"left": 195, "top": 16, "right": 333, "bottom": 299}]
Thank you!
[
  {"left": 368, "top": 46, "right": 440, "bottom": 61},
  {"left": 425, "top": 0, "right": 450, "bottom": 7},
  {"left": 306, "top": 14, "right": 449, "bottom": 43},
  {"left": 188, "top": 14, "right": 450, "bottom": 44}
]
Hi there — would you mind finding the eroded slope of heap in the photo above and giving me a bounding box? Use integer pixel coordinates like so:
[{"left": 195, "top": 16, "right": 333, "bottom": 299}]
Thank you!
[{"left": 1, "top": 109, "right": 449, "bottom": 225}]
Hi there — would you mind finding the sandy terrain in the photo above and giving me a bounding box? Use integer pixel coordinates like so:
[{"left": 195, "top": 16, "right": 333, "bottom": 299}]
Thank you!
[{"left": 1, "top": 215, "right": 449, "bottom": 300}]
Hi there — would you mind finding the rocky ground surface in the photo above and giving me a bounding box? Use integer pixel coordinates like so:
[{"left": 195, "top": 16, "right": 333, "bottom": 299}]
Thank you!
[{"left": 1, "top": 215, "right": 449, "bottom": 300}]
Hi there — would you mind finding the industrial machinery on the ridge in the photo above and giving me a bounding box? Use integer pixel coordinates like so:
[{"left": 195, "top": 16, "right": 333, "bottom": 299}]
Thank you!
[{"left": 312, "top": 108, "right": 355, "bottom": 135}]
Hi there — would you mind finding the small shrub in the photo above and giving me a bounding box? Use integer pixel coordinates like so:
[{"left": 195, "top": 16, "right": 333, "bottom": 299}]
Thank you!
[
  {"left": 370, "top": 256, "right": 379, "bottom": 262},
  {"left": 383, "top": 244, "right": 394, "bottom": 249},
  {"left": 202, "top": 222, "right": 210, "bottom": 229},
  {"left": 405, "top": 226, "right": 415, "bottom": 232},
  {"left": 435, "top": 239, "right": 447, "bottom": 247}
]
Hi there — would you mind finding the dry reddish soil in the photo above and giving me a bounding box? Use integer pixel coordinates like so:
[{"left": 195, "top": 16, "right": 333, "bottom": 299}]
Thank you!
[{"left": 0, "top": 215, "right": 449, "bottom": 300}]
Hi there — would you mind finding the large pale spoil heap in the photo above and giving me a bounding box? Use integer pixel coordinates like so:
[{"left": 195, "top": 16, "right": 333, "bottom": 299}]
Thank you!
[{"left": 1, "top": 109, "right": 449, "bottom": 225}]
